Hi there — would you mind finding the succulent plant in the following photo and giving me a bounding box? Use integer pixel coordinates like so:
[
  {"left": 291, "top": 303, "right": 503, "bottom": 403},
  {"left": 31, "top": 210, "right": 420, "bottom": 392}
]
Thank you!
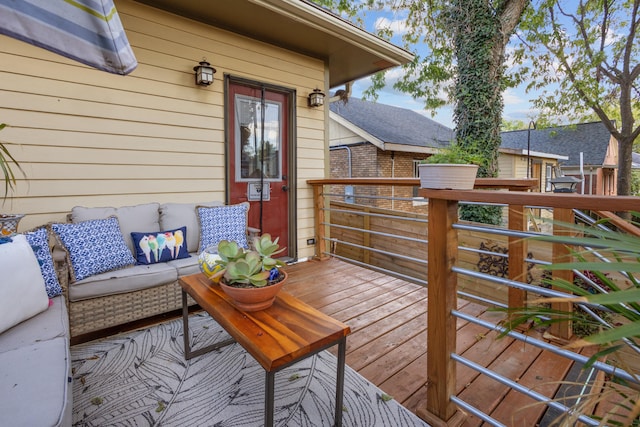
[{"left": 211, "top": 233, "right": 286, "bottom": 287}]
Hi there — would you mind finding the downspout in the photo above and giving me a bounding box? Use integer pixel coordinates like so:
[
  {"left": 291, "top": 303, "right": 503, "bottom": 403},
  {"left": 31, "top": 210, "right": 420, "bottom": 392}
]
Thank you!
[
  {"left": 580, "top": 152, "right": 585, "bottom": 194},
  {"left": 330, "top": 145, "right": 353, "bottom": 203},
  {"left": 391, "top": 151, "right": 395, "bottom": 210},
  {"left": 330, "top": 145, "right": 352, "bottom": 177}
]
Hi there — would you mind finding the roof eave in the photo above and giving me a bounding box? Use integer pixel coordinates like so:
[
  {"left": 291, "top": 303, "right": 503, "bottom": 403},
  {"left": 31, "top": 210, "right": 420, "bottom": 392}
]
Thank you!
[
  {"left": 330, "top": 111, "right": 385, "bottom": 150},
  {"left": 132, "top": 0, "right": 414, "bottom": 88},
  {"left": 499, "top": 148, "right": 569, "bottom": 161}
]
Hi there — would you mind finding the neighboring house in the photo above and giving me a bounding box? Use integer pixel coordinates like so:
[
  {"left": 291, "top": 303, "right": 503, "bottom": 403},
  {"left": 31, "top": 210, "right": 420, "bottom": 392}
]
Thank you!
[
  {"left": 0, "top": 0, "right": 412, "bottom": 261},
  {"left": 330, "top": 97, "right": 454, "bottom": 177},
  {"left": 501, "top": 122, "right": 619, "bottom": 195},
  {"left": 329, "top": 97, "right": 456, "bottom": 211},
  {"left": 329, "top": 97, "right": 564, "bottom": 210}
]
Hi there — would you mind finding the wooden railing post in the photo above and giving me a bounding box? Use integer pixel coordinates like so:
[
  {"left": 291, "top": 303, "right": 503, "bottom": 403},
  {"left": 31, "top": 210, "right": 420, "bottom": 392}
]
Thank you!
[
  {"left": 421, "top": 196, "right": 459, "bottom": 423},
  {"left": 508, "top": 205, "right": 527, "bottom": 311},
  {"left": 312, "top": 183, "right": 329, "bottom": 260},
  {"left": 550, "top": 208, "right": 574, "bottom": 340}
]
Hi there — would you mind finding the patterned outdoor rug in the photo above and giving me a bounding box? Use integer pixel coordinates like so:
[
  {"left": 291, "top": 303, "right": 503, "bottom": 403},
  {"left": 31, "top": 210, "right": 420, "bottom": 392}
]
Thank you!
[{"left": 71, "top": 312, "right": 430, "bottom": 426}]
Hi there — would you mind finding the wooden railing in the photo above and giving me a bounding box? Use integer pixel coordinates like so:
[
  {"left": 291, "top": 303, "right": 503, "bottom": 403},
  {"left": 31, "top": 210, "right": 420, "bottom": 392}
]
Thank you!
[{"left": 308, "top": 178, "right": 640, "bottom": 424}]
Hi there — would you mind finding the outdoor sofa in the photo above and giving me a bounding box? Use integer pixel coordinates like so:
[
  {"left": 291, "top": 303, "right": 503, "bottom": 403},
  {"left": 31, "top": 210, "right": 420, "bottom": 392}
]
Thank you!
[
  {"left": 0, "top": 200, "right": 256, "bottom": 426},
  {"left": 0, "top": 232, "right": 72, "bottom": 426},
  {"left": 52, "top": 201, "right": 257, "bottom": 338}
]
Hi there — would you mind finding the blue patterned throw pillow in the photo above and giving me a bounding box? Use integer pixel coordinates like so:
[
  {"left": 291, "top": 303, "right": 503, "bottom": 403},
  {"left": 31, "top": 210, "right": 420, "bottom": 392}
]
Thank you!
[
  {"left": 197, "top": 204, "right": 249, "bottom": 252},
  {"left": 131, "top": 226, "right": 189, "bottom": 265},
  {"left": 52, "top": 217, "right": 136, "bottom": 282},
  {"left": 24, "top": 227, "right": 63, "bottom": 298}
]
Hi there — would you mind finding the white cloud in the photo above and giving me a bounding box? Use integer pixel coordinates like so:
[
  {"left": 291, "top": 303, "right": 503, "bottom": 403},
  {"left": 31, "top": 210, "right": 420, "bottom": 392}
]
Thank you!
[
  {"left": 503, "top": 88, "right": 526, "bottom": 106},
  {"left": 374, "top": 17, "right": 410, "bottom": 35}
]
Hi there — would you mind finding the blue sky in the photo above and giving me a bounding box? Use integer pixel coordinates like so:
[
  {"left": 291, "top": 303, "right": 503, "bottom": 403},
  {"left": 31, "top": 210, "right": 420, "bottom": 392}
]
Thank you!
[{"left": 346, "top": 7, "right": 541, "bottom": 130}]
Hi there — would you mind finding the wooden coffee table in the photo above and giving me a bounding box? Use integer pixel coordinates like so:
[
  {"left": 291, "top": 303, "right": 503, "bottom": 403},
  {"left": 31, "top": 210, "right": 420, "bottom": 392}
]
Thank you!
[{"left": 179, "top": 273, "right": 351, "bottom": 427}]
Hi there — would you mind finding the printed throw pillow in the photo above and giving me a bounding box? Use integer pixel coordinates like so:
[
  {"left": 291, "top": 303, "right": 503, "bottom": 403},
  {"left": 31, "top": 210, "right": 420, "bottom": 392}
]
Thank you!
[
  {"left": 197, "top": 204, "right": 249, "bottom": 253},
  {"left": 131, "top": 226, "right": 189, "bottom": 265},
  {"left": 52, "top": 217, "right": 136, "bottom": 282},
  {"left": 24, "top": 227, "right": 63, "bottom": 298}
]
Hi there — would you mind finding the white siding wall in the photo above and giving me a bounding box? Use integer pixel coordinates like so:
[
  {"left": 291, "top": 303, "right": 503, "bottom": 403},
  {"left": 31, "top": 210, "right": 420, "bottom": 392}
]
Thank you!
[
  {"left": 497, "top": 153, "right": 515, "bottom": 178},
  {"left": 0, "top": 0, "right": 325, "bottom": 258},
  {"left": 329, "top": 119, "right": 363, "bottom": 146}
]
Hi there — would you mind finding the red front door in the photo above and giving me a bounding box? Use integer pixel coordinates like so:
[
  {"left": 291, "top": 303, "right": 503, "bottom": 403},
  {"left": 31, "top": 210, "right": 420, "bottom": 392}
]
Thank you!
[{"left": 227, "top": 81, "right": 289, "bottom": 252}]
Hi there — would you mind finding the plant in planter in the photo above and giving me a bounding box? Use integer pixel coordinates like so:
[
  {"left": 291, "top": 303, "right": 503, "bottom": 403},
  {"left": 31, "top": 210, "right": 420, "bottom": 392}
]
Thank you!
[
  {"left": 0, "top": 122, "right": 26, "bottom": 235},
  {"left": 418, "top": 143, "right": 483, "bottom": 190},
  {"left": 209, "top": 233, "right": 287, "bottom": 311}
]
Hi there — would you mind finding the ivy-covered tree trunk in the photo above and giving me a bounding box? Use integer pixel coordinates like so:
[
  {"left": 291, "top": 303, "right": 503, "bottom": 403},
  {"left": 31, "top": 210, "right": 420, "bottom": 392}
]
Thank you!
[
  {"left": 451, "top": 0, "right": 502, "bottom": 177},
  {"left": 449, "top": 0, "right": 527, "bottom": 224},
  {"left": 450, "top": 0, "right": 527, "bottom": 176}
]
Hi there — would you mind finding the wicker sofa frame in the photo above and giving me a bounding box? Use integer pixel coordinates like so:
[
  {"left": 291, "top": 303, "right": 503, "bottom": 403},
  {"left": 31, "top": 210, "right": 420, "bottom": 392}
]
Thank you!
[
  {"left": 50, "top": 206, "right": 258, "bottom": 339},
  {"left": 52, "top": 238, "right": 195, "bottom": 338}
]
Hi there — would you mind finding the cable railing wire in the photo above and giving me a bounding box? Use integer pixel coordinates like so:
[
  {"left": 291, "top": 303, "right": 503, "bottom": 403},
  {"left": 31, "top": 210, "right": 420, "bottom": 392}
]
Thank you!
[{"left": 315, "top": 185, "right": 640, "bottom": 423}]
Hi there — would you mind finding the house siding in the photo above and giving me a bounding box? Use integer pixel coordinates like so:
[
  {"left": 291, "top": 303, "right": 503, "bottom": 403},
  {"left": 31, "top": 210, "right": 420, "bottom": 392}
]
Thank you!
[{"left": 0, "top": 0, "right": 325, "bottom": 259}]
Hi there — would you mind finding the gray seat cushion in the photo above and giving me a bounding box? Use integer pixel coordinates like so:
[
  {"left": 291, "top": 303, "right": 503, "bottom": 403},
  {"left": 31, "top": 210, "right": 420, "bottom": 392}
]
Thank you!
[
  {"left": 0, "top": 296, "right": 68, "bottom": 352},
  {"left": 0, "top": 337, "right": 71, "bottom": 427},
  {"left": 71, "top": 203, "right": 161, "bottom": 255},
  {"left": 68, "top": 263, "right": 178, "bottom": 302},
  {"left": 166, "top": 253, "right": 201, "bottom": 277}
]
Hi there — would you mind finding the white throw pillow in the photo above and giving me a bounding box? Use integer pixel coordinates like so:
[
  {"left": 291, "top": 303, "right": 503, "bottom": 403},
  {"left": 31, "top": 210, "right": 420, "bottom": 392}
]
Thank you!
[{"left": 0, "top": 234, "right": 49, "bottom": 334}]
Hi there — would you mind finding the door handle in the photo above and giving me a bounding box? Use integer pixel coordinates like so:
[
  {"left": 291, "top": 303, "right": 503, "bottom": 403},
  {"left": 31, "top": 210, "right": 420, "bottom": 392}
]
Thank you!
[{"left": 282, "top": 185, "right": 289, "bottom": 192}]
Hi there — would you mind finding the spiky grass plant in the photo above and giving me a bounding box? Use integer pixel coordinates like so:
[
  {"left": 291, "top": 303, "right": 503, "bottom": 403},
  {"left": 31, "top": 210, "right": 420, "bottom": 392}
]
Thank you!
[
  {"left": 0, "top": 123, "right": 24, "bottom": 201},
  {"left": 498, "top": 216, "right": 640, "bottom": 425}
]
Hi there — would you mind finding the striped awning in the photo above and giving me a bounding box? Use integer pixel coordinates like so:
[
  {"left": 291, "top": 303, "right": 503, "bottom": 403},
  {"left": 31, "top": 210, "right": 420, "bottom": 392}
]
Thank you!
[{"left": 0, "top": 0, "right": 137, "bottom": 75}]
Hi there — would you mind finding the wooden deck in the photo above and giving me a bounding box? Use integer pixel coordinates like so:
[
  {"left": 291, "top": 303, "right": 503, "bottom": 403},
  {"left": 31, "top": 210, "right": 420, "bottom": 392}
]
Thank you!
[{"left": 283, "top": 257, "right": 579, "bottom": 426}]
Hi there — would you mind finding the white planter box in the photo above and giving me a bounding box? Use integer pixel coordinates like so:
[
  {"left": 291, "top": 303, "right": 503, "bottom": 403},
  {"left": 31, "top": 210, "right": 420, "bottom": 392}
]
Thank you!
[{"left": 418, "top": 164, "right": 479, "bottom": 190}]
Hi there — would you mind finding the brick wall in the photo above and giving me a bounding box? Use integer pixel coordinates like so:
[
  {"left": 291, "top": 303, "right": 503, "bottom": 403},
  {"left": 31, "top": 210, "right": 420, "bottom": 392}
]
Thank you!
[{"left": 330, "top": 143, "right": 428, "bottom": 214}]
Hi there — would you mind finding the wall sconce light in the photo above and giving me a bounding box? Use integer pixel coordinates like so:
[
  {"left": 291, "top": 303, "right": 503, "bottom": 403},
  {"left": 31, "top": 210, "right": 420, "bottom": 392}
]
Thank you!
[
  {"left": 308, "top": 88, "right": 325, "bottom": 107},
  {"left": 193, "top": 60, "right": 216, "bottom": 86}
]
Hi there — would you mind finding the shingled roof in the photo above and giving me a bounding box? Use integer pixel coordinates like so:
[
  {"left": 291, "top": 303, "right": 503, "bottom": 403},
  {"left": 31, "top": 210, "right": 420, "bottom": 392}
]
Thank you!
[
  {"left": 500, "top": 122, "right": 613, "bottom": 167},
  {"left": 331, "top": 98, "right": 615, "bottom": 168},
  {"left": 329, "top": 97, "right": 454, "bottom": 148}
]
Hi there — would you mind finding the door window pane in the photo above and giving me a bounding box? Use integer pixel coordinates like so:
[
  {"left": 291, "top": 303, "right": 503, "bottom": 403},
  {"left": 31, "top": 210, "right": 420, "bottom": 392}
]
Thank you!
[{"left": 234, "top": 94, "right": 282, "bottom": 181}]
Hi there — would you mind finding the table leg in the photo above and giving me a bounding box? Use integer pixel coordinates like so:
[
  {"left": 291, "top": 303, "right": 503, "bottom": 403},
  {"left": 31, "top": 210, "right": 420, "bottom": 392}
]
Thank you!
[
  {"left": 265, "top": 370, "right": 275, "bottom": 427},
  {"left": 181, "top": 290, "right": 235, "bottom": 360},
  {"left": 182, "top": 290, "right": 191, "bottom": 358},
  {"left": 335, "top": 337, "right": 347, "bottom": 427}
]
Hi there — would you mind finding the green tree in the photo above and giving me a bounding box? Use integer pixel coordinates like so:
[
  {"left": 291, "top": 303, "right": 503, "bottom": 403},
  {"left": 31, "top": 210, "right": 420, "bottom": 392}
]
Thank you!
[
  {"left": 514, "top": 0, "right": 640, "bottom": 195},
  {"left": 313, "top": 0, "right": 527, "bottom": 224},
  {"left": 314, "top": 0, "right": 527, "bottom": 178}
]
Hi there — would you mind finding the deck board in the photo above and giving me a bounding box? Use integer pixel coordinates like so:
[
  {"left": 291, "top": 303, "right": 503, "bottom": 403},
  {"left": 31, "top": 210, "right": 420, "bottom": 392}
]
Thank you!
[{"left": 284, "top": 258, "right": 577, "bottom": 426}]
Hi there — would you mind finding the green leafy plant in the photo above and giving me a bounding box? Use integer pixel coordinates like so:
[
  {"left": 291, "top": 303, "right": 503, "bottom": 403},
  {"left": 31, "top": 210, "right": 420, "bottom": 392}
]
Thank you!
[
  {"left": 212, "top": 233, "right": 286, "bottom": 287},
  {"left": 0, "top": 123, "right": 24, "bottom": 201},
  {"left": 498, "top": 217, "right": 640, "bottom": 425},
  {"left": 421, "top": 143, "right": 484, "bottom": 165},
  {"left": 420, "top": 143, "right": 503, "bottom": 225}
]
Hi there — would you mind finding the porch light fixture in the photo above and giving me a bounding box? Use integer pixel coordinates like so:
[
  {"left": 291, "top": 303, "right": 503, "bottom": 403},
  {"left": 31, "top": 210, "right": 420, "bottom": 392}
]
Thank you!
[
  {"left": 308, "top": 88, "right": 325, "bottom": 107},
  {"left": 193, "top": 60, "right": 216, "bottom": 86}
]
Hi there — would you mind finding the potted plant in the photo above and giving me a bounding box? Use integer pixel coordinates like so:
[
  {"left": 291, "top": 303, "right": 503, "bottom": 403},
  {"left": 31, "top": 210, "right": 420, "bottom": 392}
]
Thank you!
[
  {"left": 418, "top": 143, "right": 482, "bottom": 190},
  {"left": 207, "top": 233, "right": 287, "bottom": 311},
  {"left": 0, "top": 122, "right": 25, "bottom": 236}
]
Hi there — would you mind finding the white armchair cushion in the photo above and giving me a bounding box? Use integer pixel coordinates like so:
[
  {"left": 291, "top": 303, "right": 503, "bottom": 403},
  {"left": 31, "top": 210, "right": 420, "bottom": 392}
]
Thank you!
[{"left": 0, "top": 234, "right": 49, "bottom": 334}]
